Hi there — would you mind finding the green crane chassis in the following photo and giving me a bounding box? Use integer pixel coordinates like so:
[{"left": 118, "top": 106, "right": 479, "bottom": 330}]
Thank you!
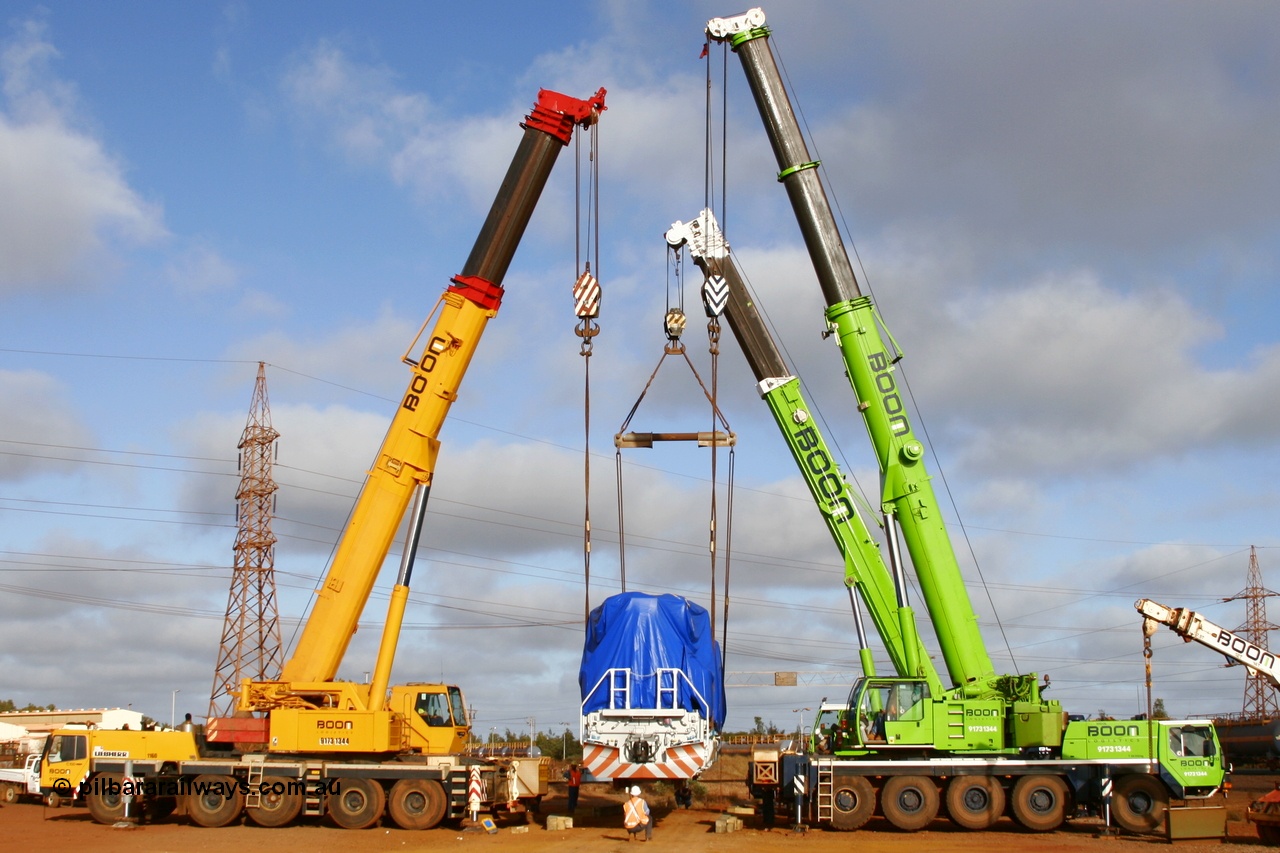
[{"left": 750, "top": 718, "right": 1225, "bottom": 836}]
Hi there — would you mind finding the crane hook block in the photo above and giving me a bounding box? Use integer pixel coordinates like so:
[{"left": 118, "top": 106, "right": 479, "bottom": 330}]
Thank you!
[
  {"left": 665, "top": 308, "right": 687, "bottom": 341},
  {"left": 574, "top": 271, "right": 601, "bottom": 319},
  {"left": 702, "top": 275, "right": 729, "bottom": 318}
]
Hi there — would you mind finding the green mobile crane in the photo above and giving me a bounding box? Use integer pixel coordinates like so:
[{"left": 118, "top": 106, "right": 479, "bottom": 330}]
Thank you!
[
  {"left": 670, "top": 207, "right": 1226, "bottom": 834},
  {"left": 684, "top": 7, "right": 1229, "bottom": 836}
]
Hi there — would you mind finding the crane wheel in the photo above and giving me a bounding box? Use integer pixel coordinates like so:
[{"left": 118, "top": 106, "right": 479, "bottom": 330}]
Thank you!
[
  {"left": 328, "top": 777, "right": 386, "bottom": 830},
  {"left": 246, "top": 782, "right": 304, "bottom": 828},
  {"left": 187, "top": 774, "right": 245, "bottom": 827},
  {"left": 86, "top": 772, "right": 125, "bottom": 824},
  {"left": 829, "top": 776, "right": 875, "bottom": 831},
  {"left": 946, "top": 776, "right": 1005, "bottom": 830},
  {"left": 1110, "top": 774, "right": 1168, "bottom": 835},
  {"left": 389, "top": 779, "right": 447, "bottom": 830},
  {"left": 880, "top": 775, "right": 939, "bottom": 831},
  {"left": 1010, "top": 774, "right": 1069, "bottom": 832}
]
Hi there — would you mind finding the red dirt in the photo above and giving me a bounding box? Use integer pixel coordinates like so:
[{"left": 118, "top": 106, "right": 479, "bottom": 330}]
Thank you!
[{"left": 0, "top": 763, "right": 1269, "bottom": 853}]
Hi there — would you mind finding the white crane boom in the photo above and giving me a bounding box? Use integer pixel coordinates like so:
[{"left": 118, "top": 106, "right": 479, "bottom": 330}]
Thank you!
[{"left": 1137, "top": 597, "right": 1280, "bottom": 689}]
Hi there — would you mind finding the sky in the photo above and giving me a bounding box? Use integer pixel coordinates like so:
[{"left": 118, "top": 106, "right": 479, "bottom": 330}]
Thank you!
[{"left": 2, "top": 0, "right": 1280, "bottom": 738}]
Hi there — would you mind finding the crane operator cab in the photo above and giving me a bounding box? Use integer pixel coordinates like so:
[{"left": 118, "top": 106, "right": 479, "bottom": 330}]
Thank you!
[
  {"left": 387, "top": 683, "right": 470, "bottom": 754},
  {"left": 415, "top": 691, "right": 456, "bottom": 728},
  {"left": 852, "top": 679, "right": 928, "bottom": 746}
]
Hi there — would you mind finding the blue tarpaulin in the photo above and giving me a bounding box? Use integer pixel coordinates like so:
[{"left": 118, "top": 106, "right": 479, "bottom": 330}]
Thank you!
[{"left": 579, "top": 592, "right": 726, "bottom": 729}]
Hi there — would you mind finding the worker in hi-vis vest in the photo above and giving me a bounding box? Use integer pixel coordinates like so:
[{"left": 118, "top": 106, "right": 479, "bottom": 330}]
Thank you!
[{"left": 623, "top": 785, "right": 652, "bottom": 841}]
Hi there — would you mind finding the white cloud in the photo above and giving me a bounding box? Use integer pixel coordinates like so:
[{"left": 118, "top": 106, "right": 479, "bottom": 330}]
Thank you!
[
  {"left": 234, "top": 288, "right": 290, "bottom": 318},
  {"left": 173, "top": 399, "right": 384, "bottom": 553},
  {"left": 0, "top": 19, "right": 165, "bottom": 292},
  {"left": 772, "top": 2, "right": 1280, "bottom": 269},
  {"left": 908, "top": 273, "right": 1280, "bottom": 476},
  {"left": 281, "top": 41, "right": 449, "bottom": 199},
  {"left": 0, "top": 370, "right": 95, "bottom": 482},
  {"left": 277, "top": 35, "right": 716, "bottom": 225},
  {"left": 723, "top": 234, "right": 1280, "bottom": 483},
  {"left": 4, "top": 1, "right": 1279, "bottom": 732},
  {"left": 227, "top": 308, "right": 419, "bottom": 399},
  {"left": 165, "top": 243, "right": 241, "bottom": 295}
]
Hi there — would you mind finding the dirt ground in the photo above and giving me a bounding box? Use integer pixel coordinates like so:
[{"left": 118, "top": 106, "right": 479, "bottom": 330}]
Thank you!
[{"left": 1, "top": 761, "right": 1274, "bottom": 853}]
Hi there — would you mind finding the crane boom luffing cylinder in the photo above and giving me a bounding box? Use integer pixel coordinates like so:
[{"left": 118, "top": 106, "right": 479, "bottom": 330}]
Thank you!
[{"left": 210, "top": 87, "right": 606, "bottom": 754}]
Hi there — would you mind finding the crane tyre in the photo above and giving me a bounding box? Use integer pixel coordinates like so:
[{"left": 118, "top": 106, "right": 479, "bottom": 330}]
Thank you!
[
  {"left": 388, "top": 778, "right": 447, "bottom": 830},
  {"left": 187, "top": 774, "right": 244, "bottom": 827},
  {"left": 1111, "top": 774, "right": 1168, "bottom": 835},
  {"left": 946, "top": 776, "right": 1005, "bottom": 830},
  {"left": 881, "top": 775, "right": 939, "bottom": 831},
  {"left": 829, "top": 776, "right": 875, "bottom": 831},
  {"left": 246, "top": 781, "right": 304, "bottom": 828},
  {"left": 86, "top": 772, "right": 125, "bottom": 824},
  {"left": 328, "top": 777, "right": 386, "bottom": 829},
  {"left": 1010, "top": 774, "right": 1069, "bottom": 832}
]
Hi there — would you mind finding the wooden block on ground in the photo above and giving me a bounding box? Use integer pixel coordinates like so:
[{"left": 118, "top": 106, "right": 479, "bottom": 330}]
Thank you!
[{"left": 715, "top": 815, "right": 743, "bottom": 833}]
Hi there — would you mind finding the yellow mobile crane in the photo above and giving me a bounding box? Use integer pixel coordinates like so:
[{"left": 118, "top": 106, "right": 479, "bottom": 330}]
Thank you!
[
  {"left": 39, "top": 86, "right": 605, "bottom": 831},
  {"left": 221, "top": 85, "right": 604, "bottom": 757}
]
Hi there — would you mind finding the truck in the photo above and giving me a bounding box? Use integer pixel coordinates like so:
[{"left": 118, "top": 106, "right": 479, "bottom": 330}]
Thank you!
[
  {"left": 1138, "top": 597, "right": 1280, "bottom": 764},
  {"left": 38, "top": 86, "right": 606, "bottom": 831},
  {"left": 0, "top": 752, "right": 41, "bottom": 804},
  {"left": 1138, "top": 598, "right": 1280, "bottom": 841},
  {"left": 687, "top": 6, "right": 1230, "bottom": 834}
]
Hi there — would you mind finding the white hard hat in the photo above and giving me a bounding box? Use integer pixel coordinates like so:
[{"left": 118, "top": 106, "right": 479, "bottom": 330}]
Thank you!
[{"left": 630, "top": 786, "right": 641, "bottom": 796}]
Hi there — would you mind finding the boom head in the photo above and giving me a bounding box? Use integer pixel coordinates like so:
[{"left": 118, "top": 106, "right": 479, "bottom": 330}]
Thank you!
[
  {"left": 525, "top": 88, "right": 607, "bottom": 144},
  {"left": 706, "top": 8, "right": 767, "bottom": 42}
]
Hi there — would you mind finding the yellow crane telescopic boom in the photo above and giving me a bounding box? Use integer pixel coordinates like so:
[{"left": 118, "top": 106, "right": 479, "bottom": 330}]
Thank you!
[{"left": 220, "top": 88, "right": 606, "bottom": 726}]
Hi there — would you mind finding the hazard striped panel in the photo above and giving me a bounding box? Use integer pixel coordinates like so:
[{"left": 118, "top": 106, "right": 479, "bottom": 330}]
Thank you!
[{"left": 581, "top": 742, "right": 715, "bottom": 781}]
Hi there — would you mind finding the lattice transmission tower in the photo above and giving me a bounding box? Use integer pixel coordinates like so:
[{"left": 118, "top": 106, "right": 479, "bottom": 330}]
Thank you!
[
  {"left": 1227, "top": 545, "right": 1279, "bottom": 719},
  {"left": 208, "top": 362, "right": 284, "bottom": 719}
]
